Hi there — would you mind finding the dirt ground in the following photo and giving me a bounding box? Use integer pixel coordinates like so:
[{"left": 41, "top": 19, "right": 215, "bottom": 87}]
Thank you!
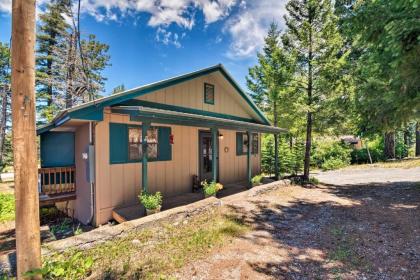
[{"left": 174, "top": 168, "right": 420, "bottom": 279}]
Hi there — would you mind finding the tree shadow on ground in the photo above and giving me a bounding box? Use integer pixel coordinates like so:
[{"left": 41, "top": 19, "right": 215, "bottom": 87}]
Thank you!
[{"left": 225, "top": 181, "right": 420, "bottom": 279}]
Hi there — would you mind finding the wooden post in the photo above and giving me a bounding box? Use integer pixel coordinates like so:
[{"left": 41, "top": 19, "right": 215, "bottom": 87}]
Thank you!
[
  {"left": 211, "top": 128, "right": 218, "bottom": 182},
  {"left": 247, "top": 131, "right": 252, "bottom": 188},
  {"left": 142, "top": 122, "right": 150, "bottom": 192},
  {"left": 11, "top": 0, "right": 42, "bottom": 277}
]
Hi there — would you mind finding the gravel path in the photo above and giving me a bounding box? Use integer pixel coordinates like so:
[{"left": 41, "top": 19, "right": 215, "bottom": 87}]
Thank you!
[
  {"left": 314, "top": 166, "right": 420, "bottom": 185},
  {"left": 175, "top": 167, "right": 420, "bottom": 279}
]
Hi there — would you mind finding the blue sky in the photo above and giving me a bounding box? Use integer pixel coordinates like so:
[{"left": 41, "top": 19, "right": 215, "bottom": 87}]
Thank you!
[{"left": 0, "top": 0, "right": 286, "bottom": 96}]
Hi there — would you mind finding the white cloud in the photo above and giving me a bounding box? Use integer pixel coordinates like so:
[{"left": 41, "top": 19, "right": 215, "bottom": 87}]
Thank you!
[
  {"left": 156, "top": 27, "right": 182, "bottom": 48},
  {"left": 0, "top": 0, "right": 10, "bottom": 13},
  {"left": 0, "top": 0, "right": 287, "bottom": 58},
  {"left": 224, "top": 0, "right": 287, "bottom": 58}
]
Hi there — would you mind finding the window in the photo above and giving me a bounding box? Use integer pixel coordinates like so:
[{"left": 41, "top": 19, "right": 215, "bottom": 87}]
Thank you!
[
  {"left": 242, "top": 133, "right": 249, "bottom": 154},
  {"left": 204, "top": 83, "right": 215, "bottom": 104},
  {"left": 128, "top": 127, "right": 142, "bottom": 161},
  {"left": 236, "top": 132, "right": 259, "bottom": 155},
  {"left": 110, "top": 123, "right": 172, "bottom": 164},
  {"left": 128, "top": 126, "right": 158, "bottom": 161},
  {"left": 252, "top": 133, "right": 259, "bottom": 154}
]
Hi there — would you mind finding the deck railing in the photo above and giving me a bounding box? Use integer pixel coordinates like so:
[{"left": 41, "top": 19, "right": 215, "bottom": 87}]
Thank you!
[{"left": 38, "top": 166, "right": 76, "bottom": 195}]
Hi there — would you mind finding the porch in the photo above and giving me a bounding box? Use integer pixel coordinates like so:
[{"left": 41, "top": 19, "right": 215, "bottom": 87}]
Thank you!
[
  {"left": 112, "top": 181, "right": 249, "bottom": 223},
  {"left": 38, "top": 166, "right": 77, "bottom": 206}
]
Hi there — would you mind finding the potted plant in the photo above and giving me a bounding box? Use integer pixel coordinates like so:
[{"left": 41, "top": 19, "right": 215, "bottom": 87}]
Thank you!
[
  {"left": 201, "top": 180, "right": 223, "bottom": 198},
  {"left": 139, "top": 191, "right": 163, "bottom": 215},
  {"left": 251, "top": 174, "right": 263, "bottom": 187}
]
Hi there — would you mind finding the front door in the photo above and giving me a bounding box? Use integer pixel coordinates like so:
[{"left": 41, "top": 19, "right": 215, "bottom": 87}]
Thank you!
[{"left": 199, "top": 131, "right": 214, "bottom": 182}]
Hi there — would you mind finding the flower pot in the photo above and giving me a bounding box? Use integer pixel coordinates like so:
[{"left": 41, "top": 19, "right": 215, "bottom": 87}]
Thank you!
[
  {"left": 204, "top": 193, "right": 217, "bottom": 199},
  {"left": 145, "top": 205, "right": 161, "bottom": 216}
]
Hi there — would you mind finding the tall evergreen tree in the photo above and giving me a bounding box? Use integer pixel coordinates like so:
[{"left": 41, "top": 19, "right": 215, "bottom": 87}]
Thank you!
[
  {"left": 247, "top": 22, "right": 296, "bottom": 179},
  {"left": 36, "top": 1, "right": 110, "bottom": 121},
  {"left": 36, "top": 0, "right": 70, "bottom": 121},
  {"left": 282, "top": 0, "right": 347, "bottom": 180},
  {"left": 0, "top": 42, "right": 11, "bottom": 169},
  {"left": 344, "top": 0, "right": 420, "bottom": 159}
]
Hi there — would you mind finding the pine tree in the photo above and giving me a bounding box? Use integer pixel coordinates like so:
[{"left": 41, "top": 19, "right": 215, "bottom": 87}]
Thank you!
[
  {"left": 247, "top": 22, "right": 296, "bottom": 179},
  {"left": 36, "top": 1, "right": 110, "bottom": 120},
  {"left": 36, "top": 0, "right": 70, "bottom": 121},
  {"left": 282, "top": 0, "right": 347, "bottom": 180},
  {"left": 0, "top": 42, "right": 11, "bottom": 169}
]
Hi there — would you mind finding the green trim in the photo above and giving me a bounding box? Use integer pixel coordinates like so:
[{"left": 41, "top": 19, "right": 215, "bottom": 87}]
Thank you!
[
  {"left": 109, "top": 123, "right": 129, "bottom": 164},
  {"left": 113, "top": 108, "right": 285, "bottom": 134},
  {"left": 142, "top": 122, "right": 150, "bottom": 192},
  {"left": 204, "top": 83, "right": 215, "bottom": 105},
  {"left": 247, "top": 131, "right": 252, "bottom": 187},
  {"left": 211, "top": 128, "right": 218, "bottom": 182},
  {"left": 115, "top": 100, "right": 259, "bottom": 124},
  {"left": 37, "top": 64, "right": 274, "bottom": 134}
]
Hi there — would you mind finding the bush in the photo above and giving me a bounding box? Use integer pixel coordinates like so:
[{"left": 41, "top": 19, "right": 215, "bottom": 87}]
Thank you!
[
  {"left": 201, "top": 180, "right": 223, "bottom": 197},
  {"left": 312, "top": 140, "right": 352, "bottom": 170},
  {"left": 24, "top": 252, "right": 93, "bottom": 280},
  {"left": 351, "top": 136, "right": 384, "bottom": 164},
  {"left": 139, "top": 191, "right": 162, "bottom": 210},
  {"left": 261, "top": 135, "right": 305, "bottom": 176},
  {"left": 251, "top": 174, "right": 263, "bottom": 186},
  {"left": 0, "top": 193, "right": 14, "bottom": 222}
]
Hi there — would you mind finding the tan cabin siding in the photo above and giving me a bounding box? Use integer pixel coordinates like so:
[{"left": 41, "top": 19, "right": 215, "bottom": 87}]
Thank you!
[
  {"left": 136, "top": 71, "right": 259, "bottom": 121},
  {"left": 218, "top": 129, "right": 261, "bottom": 184},
  {"left": 94, "top": 110, "right": 262, "bottom": 225}
]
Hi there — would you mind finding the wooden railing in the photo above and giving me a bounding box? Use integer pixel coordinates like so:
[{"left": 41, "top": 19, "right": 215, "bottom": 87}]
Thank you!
[{"left": 38, "top": 166, "right": 76, "bottom": 195}]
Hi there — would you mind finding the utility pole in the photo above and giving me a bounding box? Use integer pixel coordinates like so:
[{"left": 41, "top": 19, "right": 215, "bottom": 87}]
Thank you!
[{"left": 11, "top": 0, "right": 42, "bottom": 278}]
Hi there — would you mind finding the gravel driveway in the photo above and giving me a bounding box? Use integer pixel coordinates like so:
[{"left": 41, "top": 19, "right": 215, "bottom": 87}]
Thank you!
[
  {"left": 175, "top": 167, "right": 420, "bottom": 279},
  {"left": 314, "top": 166, "right": 420, "bottom": 185}
]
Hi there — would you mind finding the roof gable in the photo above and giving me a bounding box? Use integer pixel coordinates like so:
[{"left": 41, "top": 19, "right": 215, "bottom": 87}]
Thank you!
[{"left": 38, "top": 64, "right": 271, "bottom": 134}]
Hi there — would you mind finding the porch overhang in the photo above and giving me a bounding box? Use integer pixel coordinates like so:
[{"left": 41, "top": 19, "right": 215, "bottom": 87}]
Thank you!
[{"left": 111, "top": 106, "right": 287, "bottom": 134}]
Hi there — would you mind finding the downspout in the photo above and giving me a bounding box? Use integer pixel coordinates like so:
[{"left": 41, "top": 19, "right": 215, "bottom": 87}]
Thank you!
[{"left": 88, "top": 121, "right": 95, "bottom": 225}]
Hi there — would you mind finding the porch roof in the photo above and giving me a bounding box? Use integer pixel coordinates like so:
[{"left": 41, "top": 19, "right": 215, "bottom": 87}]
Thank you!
[{"left": 112, "top": 106, "right": 287, "bottom": 134}]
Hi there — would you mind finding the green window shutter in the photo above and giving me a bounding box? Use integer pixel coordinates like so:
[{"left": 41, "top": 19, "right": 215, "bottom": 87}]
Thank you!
[
  {"left": 252, "top": 133, "right": 258, "bottom": 155},
  {"left": 236, "top": 132, "right": 243, "bottom": 156},
  {"left": 109, "top": 123, "right": 128, "bottom": 164},
  {"left": 158, "top": 126, "right": 172, "bottom": 161}
]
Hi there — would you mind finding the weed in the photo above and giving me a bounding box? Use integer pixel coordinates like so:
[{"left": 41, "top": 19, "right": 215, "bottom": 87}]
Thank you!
[
  {"left": 42, "top": 208, "right": 249, "bottom": 279},
  {"left": 0, "top": 193, "right": 14, "bottom": 222}
]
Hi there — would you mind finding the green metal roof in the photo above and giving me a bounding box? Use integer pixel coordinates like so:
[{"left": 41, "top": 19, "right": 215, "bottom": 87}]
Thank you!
[
  {"left": 37, "top": 64, "right": 275, "bottom": 134},
  {"left": 112, "top": 106, "right": 286, "bottom": 134}
]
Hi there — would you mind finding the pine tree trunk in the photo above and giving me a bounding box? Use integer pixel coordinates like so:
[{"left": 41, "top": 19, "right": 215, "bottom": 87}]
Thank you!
[
  {"left": 384, "top": 131, "right": 395, "bottom": 159},
  {"left": 65, "top": 32, "right": 76, "bottom": 109},
  {"left": 0, "top": 91, "right": 8, "bottom": 165},
  {"left": 303, "top": 22, "right": 313, "bottom": 181},
  {"left": 403, "top": 128, "right": 410, "bottom": 158},
  {"left": 416, "top": 122, "right": 420, "bottom": 157},
  {"left": 273, "top": 100, "right": 279, "bottom": 180}
]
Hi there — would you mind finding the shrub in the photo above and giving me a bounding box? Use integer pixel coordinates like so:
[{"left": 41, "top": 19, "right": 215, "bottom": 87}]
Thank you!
[
  {"left": 201, "top": 180, "right": 223, "bottom": 197},
  {"left": 0, "top": 193, "right": 14, "bottom": 222},
  {"left": 24, "top": 252, "right": 93, "bottom": 280},
  {"left": 139, "top": 191, "right": 162, "bottom": 210},
  {"left": 351, "top": 136, "right": 384, "bottom": 164},
  {"left": 312, "top": 140, "right": 352, "bottom": 170},
  {"left": 251, "top": 174, "right": 263, "bottom": 186}
]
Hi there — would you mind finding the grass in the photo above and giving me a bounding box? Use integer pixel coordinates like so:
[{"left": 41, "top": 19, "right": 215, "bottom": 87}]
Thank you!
[
  {"left": 0, "top": 193, "right": 14, "bottom": 222},
  {"left": 41, "top": 208, "right": 249, "bottom": 279}
]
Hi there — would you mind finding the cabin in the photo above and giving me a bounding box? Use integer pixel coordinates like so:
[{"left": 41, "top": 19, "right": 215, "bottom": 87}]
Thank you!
[{"left": 36, "top": 64, "right": 285, "bottom": 226}]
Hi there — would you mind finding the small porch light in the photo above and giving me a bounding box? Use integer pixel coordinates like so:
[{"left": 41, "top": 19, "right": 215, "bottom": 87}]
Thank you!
[{"left": 218, "top": 133, "right": 224, "bottom": 140}]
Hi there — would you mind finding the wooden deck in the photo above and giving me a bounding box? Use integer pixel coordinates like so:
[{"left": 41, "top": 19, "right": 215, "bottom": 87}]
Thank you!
[
  {"left": 39, "top": 192, "right": 76, "bottom": 206},
  {"left": 112, "top": 181, "right": 249, "bottom": 223},
  {"left": 38, "top": 166, "right": 77, "bottom": 206}
]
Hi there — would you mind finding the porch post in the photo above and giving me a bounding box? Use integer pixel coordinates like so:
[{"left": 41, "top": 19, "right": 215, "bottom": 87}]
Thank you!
[
  {"left": 211, "top": 127, "right": 218, "bottom": 182},
  {"left": 142, "top": 122, "right": 150, "bottom": 192},
  {"left": 247, "top": 131, "right": 252, "bottom": 187}
]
